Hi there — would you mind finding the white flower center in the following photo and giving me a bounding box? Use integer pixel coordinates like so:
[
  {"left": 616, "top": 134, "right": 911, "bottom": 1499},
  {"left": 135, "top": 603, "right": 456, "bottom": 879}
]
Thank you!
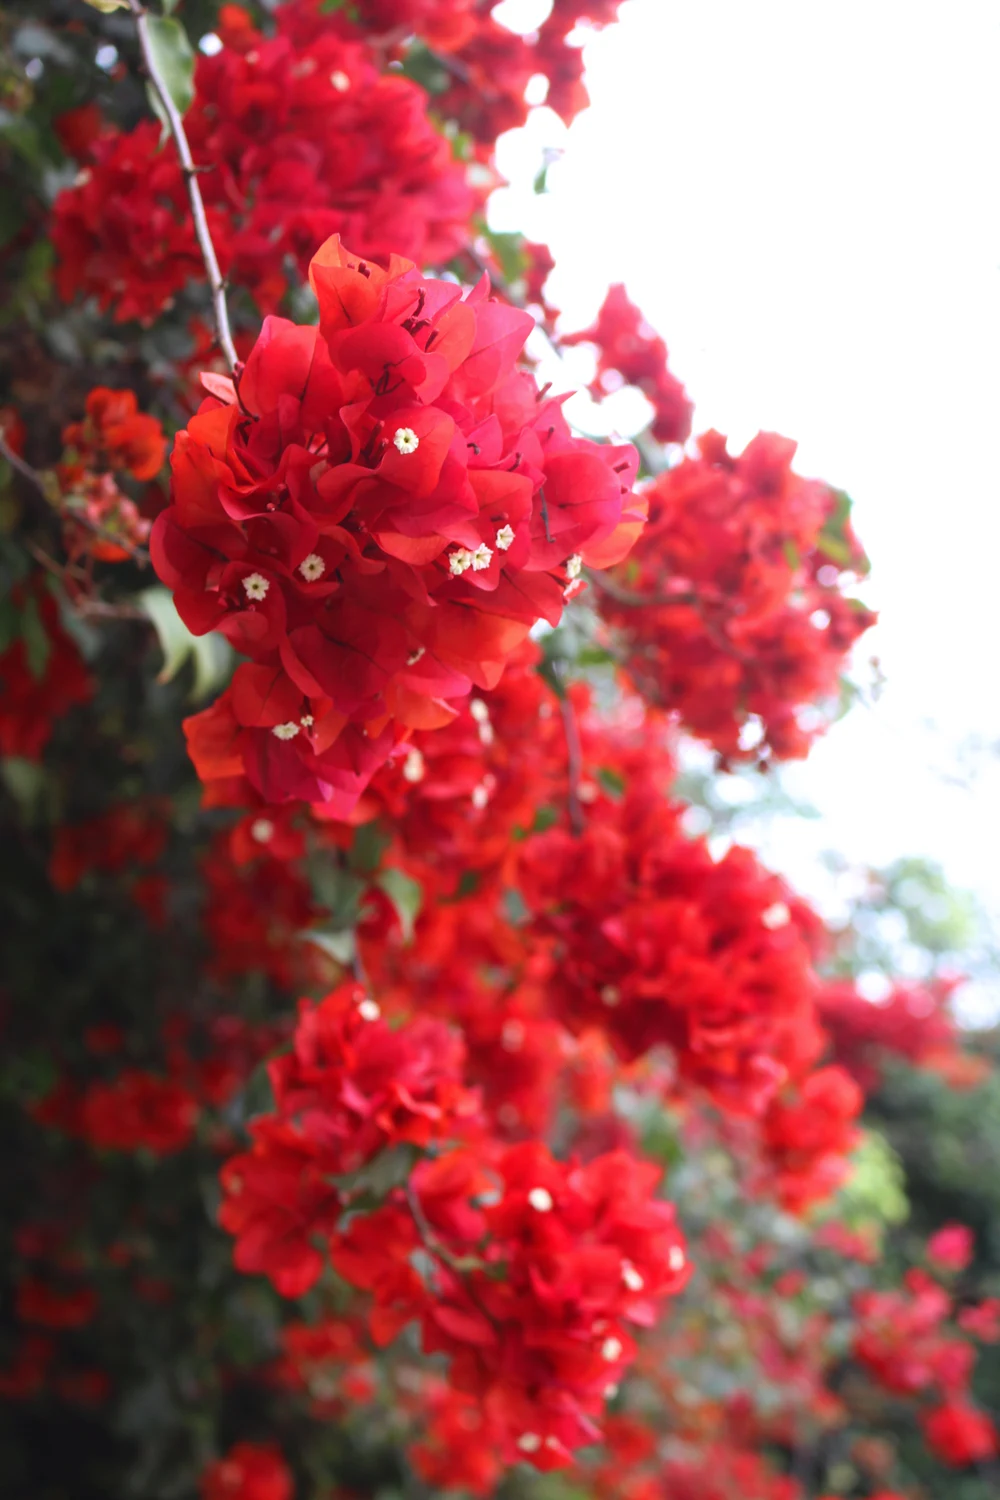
[
  {"left": 449, "top": 548, "right": 474, "bottom": 576},
  {"left": 600, "top": 984, "right": 620, "bottom": 1007},
  {"left": 471, "top": 542, "right": 493, "bottom": 571},
  {"left": 471, "top": 783, "right": 489, "bottom": 810},
  {"left": 271, "top": 722, "right": 300, "bottom": 741},
  {"left": 762, "top": 901, "right": 791, "bottom": 929},
  {"left": 622, "top": 1261, "right": 644, "bottom": 1291},
  {"left": 403, "top": 747, "right": 425, "bottom": 783},
  {"left": 517, "top": 1433, "right": 541, "bottom": 1454},
  {"left": 495, "top": 524, "right": 515, "bottom": 551},
  {"left": 528, "top": 1187, "right": 553, "bottom": 1213},
  {"left": 300, "top": 715, "right": 314, "bottom": 728},
  {"left": 358, "top": 998, "right": 381, "bottom": 1021},
  {"left": 407, "top": 645, "right": 426, "bottom": 666},
  {"left": 602, "top": 1336, "right": 623, "bottom": 1362},
  {"left": 393, "top": 427, "right": 420, "bottom": 455},
  {"left": 330, "top": 70, "right": 350, "bottom": 91},
  {"left": 242, "top": 572, "right": 269, "bottom": 601},
  {"left": 250, "top": 818, "right": 274, "bottom": 843},
  {"left": 668, "top": 1245, "right": 686, "bottom": 1272},
  {"left": 566, "top": 553, "right": 583, "bottom": 580},
  {"left": 502, "top": 1019, "right": 524, "bottom": 1051},
  {"left": 298, "top": 553, "right": 325, "bottom": 582}
]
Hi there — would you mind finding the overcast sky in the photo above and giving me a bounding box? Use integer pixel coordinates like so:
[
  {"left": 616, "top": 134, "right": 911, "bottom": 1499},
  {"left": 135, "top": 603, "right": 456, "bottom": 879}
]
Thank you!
[{"left": 488, "top": 0, "right": 1000, "bottom": 1008}]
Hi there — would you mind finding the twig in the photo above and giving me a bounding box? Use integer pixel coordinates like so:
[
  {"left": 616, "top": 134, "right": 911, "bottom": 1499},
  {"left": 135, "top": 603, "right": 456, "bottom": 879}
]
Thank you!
[
  {"left": 0, "top": 433, "right": 48, "bottom": 494},
  {"left": 127, "top": 0, "right": 238, "bottom": 372},
  {"left": 585, "top": 567, "right": 696, "bottom": 609},
  {"left": 558, "top": 692, "right": 585, "bottom": 836}
]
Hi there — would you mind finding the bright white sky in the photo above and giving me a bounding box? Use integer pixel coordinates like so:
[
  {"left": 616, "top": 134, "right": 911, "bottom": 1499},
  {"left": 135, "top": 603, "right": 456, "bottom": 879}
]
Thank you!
[{"left": 489, "top": 0, "right": 1000, "bottom": 1008}]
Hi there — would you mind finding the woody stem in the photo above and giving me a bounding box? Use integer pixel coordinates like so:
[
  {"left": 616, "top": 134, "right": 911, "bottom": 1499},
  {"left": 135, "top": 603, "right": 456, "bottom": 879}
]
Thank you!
[{"left": 128, "top": 0, "right": 238, "bottom": 373}]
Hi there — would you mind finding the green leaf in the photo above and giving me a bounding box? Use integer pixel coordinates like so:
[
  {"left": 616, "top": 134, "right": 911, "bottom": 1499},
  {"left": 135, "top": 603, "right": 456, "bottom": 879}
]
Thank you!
[
  {"left": 144, "top": 15, "right": 196, "bottom": 138},
  {"left": 138, "top": 586, "right": 232, "bottom": 701},
  {"left": 375, "top": 867, "right": 422, "bottom": 942},
  {"left": 302, "top": 927, "right": 356, "bottom": 966}
]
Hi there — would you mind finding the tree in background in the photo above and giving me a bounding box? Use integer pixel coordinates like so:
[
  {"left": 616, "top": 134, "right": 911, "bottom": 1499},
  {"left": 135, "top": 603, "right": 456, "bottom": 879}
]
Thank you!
[{"left": 0, "top": 4, "right": 997, "bottom": 1499}]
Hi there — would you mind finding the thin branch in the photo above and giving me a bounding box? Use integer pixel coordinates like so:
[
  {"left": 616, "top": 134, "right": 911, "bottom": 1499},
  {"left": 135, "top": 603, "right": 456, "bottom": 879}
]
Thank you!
[
  {"left": 128, "top": 0, "right": 238, "bottom": 373},
  {"left": 0, "top": 433, "right": 48, "bottom": 494},
  {"left": 558, "top": 692, "right": 585, "bottom": 837},
  {"left": 585, "top": 567, "right": 696, "bottom": 610}
]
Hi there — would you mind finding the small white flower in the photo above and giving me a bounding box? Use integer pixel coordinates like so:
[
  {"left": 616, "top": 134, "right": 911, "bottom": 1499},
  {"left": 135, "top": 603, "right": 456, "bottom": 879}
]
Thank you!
[
  {"left": 271, "top": 722, "right": 300, "bottom": 741},
  {"left": 600, "top": 984, "right": 621, "bottom": 1008},
  {"left": 517, "top": 1434, "right": 541, "bottom": 1454},
  {"left": 469, "top": 698, "right": 490, "bottom": 724},
  {"left": 298, "top": 553, "right": 325, "bottom": 582},
  {"left": 407, "top": 645, "right": 426, "bottom": 666},
  {"left": 602, "top": 1336, "right": 623, "bottom": 1362},
  {"left": 393, "top": 426, "right": 420, "bottom": 455},
  {"left": 403, "top": 747, "right": 425, "bottom": 783},
  {"left": 495, "top": 523, "right": 515, "bottom": 551},
  {"left": 604, "top": 1383, "right": 619, "bottom": 1400},
  {"left": 358, "top": 998, "right": 381, "bottom": 1021},
  {"left": 668, "top": 1245, "right": 686, "bottom": 1272},
  {"left": 528, "top": 1187, "right": 553, "bottom": 1213},
  {"left": 471, "top": 783, "right": 489, "bottom": 810},
  {"left": 330, "top": 70, "right": 350, "bottom": 91},
  {"left": 762, "top": 901, "right": 791, "bottom": 930},
  {"left": 566, "top": 553, "right": 583, "bottom": 580},
  {"left": 544, "top": 1437, "right": 560, "bottom": 1450},
  {"left": 449, "top": 548, "right": 474, "bottom": 576},
  {"left": 621, "top": 1261, "right": 644, "bottom": 1292},
  {"left": 300, "top": 714, "right": 314, "bottom": 728},
  {"left": 250, "top": 818, "right": 274, "bottom": 844},
  {"left": 502, "top": 1019, "right": 524, "bottom": 1052},
  {"left": 242, "top": 572, "right": 270, "bottom": 601},
  {"left": 471, "top": 542, "right": 493, "bottom": 571}
]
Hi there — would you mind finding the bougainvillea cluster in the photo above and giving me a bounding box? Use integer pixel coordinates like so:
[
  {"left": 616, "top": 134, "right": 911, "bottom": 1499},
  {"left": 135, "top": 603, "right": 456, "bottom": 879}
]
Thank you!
[{"left": 2, "top": 3, "right": 996, "bottom": 1500}]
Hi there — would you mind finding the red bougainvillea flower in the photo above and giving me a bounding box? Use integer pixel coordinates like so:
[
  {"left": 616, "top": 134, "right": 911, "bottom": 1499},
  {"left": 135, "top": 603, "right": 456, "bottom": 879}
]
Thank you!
[
  {"left": 927, "top": 1222, "right": 975, "bottom": 1273},
  {"left": 922, "top": 1399, "right": 999, "bottom": 1466},
  {"left": 52, "top": 3, "right": 478, "bottom": 322},
  {"left": 267, "top": 980, "right": 481, "bottom": 1172},
  {"left": 156, "top": 235, "right": 641, "bottom": 811},
  {"left": 599, "top": 430, "right": 875, "bottom": 763},
  {"left": 760, "top": 1065, "right": 863, "bottom": 1212},
  {"left": 62, "top": 388, "right": 167, "bottom": 482},
  {"left": 518, "top": 764, "right": 822, "bottom": 1114},
  {"left": 200, "top": 1442, "right": 294, "bottom": 1500},
  {"left": 563, "top": 283, "right": 693, "bottom": 444},
  {"left": 0, "top": 584, "right": 93, "bottom": 761},
  {"left": 219, "top": 1118, "right": 342, "bottom": 1297},
  {"left": 80, "top": 1071, "right": 199, "bottom": 1156}
]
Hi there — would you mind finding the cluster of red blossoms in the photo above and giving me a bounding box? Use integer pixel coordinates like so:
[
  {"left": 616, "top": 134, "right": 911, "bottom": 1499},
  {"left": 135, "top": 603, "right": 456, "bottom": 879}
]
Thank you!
[
  {"left": 854, "top": 1263, "right": 999, "bottom": 1468},
  {"left": 563, "top": 283, "right": 694, "bottom": 445},
  {"left": 53, "top": 1, "right": 478, "bottom": 324},
  {"left": 219, "top": 980, "right": 688, "bottom": 1465},
  {"left": 155, "top": 234, "right": 641, "bottom": 814},
  {"left": 55, "top": 387, "right": 164, "bottom": 564},
  {"left": 599, "top": 430, "right": 876, "bottom": 762}
]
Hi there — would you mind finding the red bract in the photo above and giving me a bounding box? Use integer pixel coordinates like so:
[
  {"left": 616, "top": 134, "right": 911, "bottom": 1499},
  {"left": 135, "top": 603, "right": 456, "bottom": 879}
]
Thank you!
[
  {"left": 62, "top": 388, "right": 167, "bottom": 482},
  {"left": 922, "top": 1399, "right": 999, "bottom": 1466},
  {"left": 200, "top": 1442, "right": 294, "bottom": 1500},
  {"left": 219, "top": 1118, "right": 342, "bottom": 1297},
  {"left": 156, "top": 235, "right": 640, "bottom": 811},
  {"left": 563, "top": 283, "right": 693, "bottom": 444},
  {"left": 80, "top": 1071, "right": 199, "bottom": 1156},
  {"left": 927, "top": 1223, "right": 974, "bottom": 1273},
  {"left": 818, "top": 977, "right": 963, "bottom": 1092},
  {"left": 267, "top": 980, "right": 480, "bottom": 1171},
  {"left": 599, "top": 431, "right": 875, "bottom": 763},
  {"left": 53, "top": 4, "right": 477, "bottom": 323},
  {"left": 0, "top": 585, "right": 93, "bottom": 761},
  {"left": 519, "top": 777, "right": 821, "bottom": 1113},
  {"left": 760, "top": 1065, "right": 863, "bottom": 1211}
]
